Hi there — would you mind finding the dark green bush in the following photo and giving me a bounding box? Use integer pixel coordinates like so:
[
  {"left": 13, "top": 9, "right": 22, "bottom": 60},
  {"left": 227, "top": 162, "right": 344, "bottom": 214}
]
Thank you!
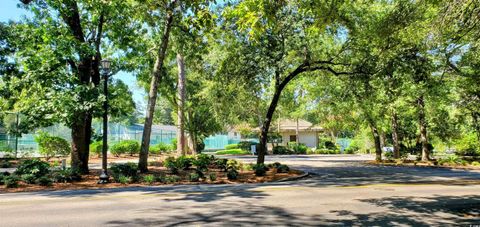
[
  {"left": 276, "top": 164, "right": 290, "bottom": 173},
  {"left": 0, "top": 160, "right": 12, "bottom": 168},
  {"left": 51, "top": 168, "right": 81, "bottom": 183},
  {"left": 215, "top": 158, "right": 228, "bottom": 171},
  {"left": 193, "top": 154, "right": 213, "bottom": 171},
  {"left": 252, "top": 164, "right": 269, "bottom": 176},
  {"left": 4, "top": 175, "right": 19, "bottom": 188},
  {"left": 117, "top": 175, "right": 131, "bottom": 184},
  {"left": 272, "top": 146, "right": 292, "bottom": 155},
  {"left": 324, "top": 141, "right": 337, "bottom": 150},
  {"left": 90, "top": 141, "right": 104, "bottom": 157},
  {"left": 164, "top": 156, "right": 179, "bottom": 174},
  {"left": 110, "top": 162, "right": 138, "bottom": 182},
  {"left": 196, "top": 140, "right": 205, "bottom": 153},
  {"left": 110, "top": 140, "right": 140, "bottom": 156},
  {"left": 21, "top": 174, "right": 37, "bottom": 184},
  {"left": 0, "top": 172, "right": 10, "bottom": 185},
  {"left": 267, "top": 162, "right": 282, "bottom": 169},
  {"left": 176, "top": 155, "right": 194, "bottom": 170},
  {"left": 227, "top": 169, "right": 238, "bottom": 180},
  {"left": 188, "top": 172, "right": 200, "bottom": 182},
  {"left": 143, "top": 175, "right": 155, "bottom": 184},
  {"left": 36, "top": 176, "right": 53, "bottom": 186},
  {"left": 15, "top": 159, "right": 50, "bottom": 178},
  {"left": 287, "top": 142, "right": 308, "bottom": 154},
  {"left": 209, "top": 172, "right": 217, "bottom": 181},
  {"left": 35, "top": 131, "right": 71, "bottom": 160},
  {"left": 165, "top": 175, "right": 180, "bottom": 183},
  {"left": 225, "top": 144, "right": 239, "bottom": 150},
  {"left": 150, "top": 142, "right": 173, "bottom": 154},
  {"left": 238, "top": 141, "right": 259, "bottom": 151}
]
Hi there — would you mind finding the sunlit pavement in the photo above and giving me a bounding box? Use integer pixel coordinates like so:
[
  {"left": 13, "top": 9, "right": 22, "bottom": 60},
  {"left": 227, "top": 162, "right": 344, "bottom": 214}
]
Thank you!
[{"left": 1, "top": 155, "right": 480, "bottom": 226}]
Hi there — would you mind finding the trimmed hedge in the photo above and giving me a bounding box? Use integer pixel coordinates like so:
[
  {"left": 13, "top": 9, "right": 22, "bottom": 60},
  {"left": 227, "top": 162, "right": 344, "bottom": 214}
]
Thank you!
[
  {"left": 224, "top": 144, "right": 239, "bottom": 150},
  {"left": 110, "top": 140, "right": 140, "bottom": 156},
  {"left": 35, "top": 131, "right": 71, "bottom": 160},
  {"left": 216, "top": 149, "right": 251, "bottom": 155}
]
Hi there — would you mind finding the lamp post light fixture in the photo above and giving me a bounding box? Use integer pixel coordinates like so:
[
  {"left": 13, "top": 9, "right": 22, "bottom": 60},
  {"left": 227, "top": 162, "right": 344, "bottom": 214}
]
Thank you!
[{"left": 98, "top": 59, "right": 112, "bottom": 184}]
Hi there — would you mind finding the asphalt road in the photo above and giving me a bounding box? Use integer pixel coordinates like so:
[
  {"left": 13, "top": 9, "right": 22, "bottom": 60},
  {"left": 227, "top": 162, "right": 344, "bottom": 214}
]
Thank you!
[{"left": 1, "top": 155, "right": 480, "bottom": 226}]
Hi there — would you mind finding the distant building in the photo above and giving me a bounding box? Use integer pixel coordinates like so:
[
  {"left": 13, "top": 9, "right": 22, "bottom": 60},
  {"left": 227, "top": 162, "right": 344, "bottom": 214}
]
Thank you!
[{"left": 264, "top": 119, "right": 323, "bottom": 149}]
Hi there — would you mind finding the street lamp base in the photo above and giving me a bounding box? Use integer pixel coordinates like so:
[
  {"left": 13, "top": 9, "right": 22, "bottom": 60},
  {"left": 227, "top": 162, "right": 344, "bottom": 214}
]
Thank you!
[{"left": 98, "top": 170, "right": 109, "bottom": 184}]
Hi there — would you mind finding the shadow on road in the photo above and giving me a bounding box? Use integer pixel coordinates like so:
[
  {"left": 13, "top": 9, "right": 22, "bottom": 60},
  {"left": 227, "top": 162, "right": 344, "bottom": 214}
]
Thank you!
[{"left": 104, "top": 194, "right": 480, "bottom": 226}]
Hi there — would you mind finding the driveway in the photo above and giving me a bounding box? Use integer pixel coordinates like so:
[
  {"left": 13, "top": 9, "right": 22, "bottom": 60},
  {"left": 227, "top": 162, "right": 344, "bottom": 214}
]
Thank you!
[{"left": 1, "top": 155, "right": 480, "bottom": 226}]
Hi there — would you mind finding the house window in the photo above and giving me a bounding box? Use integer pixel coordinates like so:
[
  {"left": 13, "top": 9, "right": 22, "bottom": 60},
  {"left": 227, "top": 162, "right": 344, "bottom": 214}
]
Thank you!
[
  {"left": 289, "top": 135, "right": 297, "bottom": 142},
  {"left": 234, "top": 132, "right": 238, "bottom": 137}
]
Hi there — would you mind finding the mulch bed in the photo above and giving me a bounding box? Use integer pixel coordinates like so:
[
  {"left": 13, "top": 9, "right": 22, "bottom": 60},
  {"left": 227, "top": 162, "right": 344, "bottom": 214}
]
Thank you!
[{"left": 0, "top": 165, "right": 304, "bottom": 193}]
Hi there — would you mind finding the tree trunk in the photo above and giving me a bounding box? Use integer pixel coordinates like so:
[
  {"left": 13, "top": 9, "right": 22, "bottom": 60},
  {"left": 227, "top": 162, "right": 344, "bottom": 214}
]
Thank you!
[
  {"left": 139, "top": 3, "right": 176, "bottom": 173},
  {"left": 417, "top": 96, "right": 430, "bottom": 161},
  {"left": 71, "top": 112, "right": 88, "bottom": 173},
  {"left": 370, "top": 123, "right": 382, "bottom": 162},
  {"left": 176, "top": 53, "right": 186, "bottom": 156},
  {"left": 295, "top": 118, "right": 299, "bottom": 143},
  {"left": 391, "top": 111, "right": 400, "bottom": 159},
  {"left": 258, "top": 87, "right": 282, "bottom": 164}
]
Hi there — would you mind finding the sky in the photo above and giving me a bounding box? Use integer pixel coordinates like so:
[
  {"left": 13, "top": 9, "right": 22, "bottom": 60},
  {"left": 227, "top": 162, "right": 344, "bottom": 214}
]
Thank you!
[{"left": 0, "top": 0, "right": 147, "bottom": 109}]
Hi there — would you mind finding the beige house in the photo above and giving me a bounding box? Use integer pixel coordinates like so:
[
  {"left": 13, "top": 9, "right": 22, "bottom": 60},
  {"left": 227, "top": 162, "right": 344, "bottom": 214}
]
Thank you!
[{"left": 272, "top": 119, "right": 323, "bottom": 148}]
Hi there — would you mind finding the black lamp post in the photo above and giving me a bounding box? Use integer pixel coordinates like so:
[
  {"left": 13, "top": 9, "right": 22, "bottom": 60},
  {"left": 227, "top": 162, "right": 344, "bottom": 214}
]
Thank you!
[{"left": 98, "top": 59, "right": 111, "bottom": 184}]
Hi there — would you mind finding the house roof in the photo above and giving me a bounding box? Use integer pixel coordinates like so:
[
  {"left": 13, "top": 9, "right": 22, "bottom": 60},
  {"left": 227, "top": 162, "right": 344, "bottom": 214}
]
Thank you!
[{"left": 253, "top": 119, "right": 323, "bottom": 132}]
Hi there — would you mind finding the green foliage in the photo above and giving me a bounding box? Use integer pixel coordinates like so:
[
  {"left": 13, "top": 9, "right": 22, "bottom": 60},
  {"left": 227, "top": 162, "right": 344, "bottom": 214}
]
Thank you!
[
  {"left": 252, "top": 163, "right": 269, "bottom": 176},
  {"left": 188, "top": 172, "right": 200, "bottom": 182},
  {"left": 143, "top": 175, "right": 155, "bottom": 185},
  {"left": 117, "top": 175, "right": 131, "bottom": 184},
  {"left": 313, "top": 149, "right": 340, "bottom": 155},
  {"left": 0, "top": 172, "right": 9, "bottom": 185},
  {"left": 0, "top": 160, "right": 12, "bottom": 168},
  {"left": 287, "top": 142, "right": 308, "bottom": 154},
  {"left": 455, "top": 133, "right": 479, "bottom": 157},
  {"left": 208, "top": 172, "right": 217, "bottom": 181},
  {"left": 109, "top": 163, "right": 138, "bottom": 182},
  {"left": 34, "top": 131, "right": 71, "bottom": 160},
  {"left": 193, "top": 154, "right": 214, "bottom": 171},
  {"left": 272, "top": 146, "right": 293, "bottom": 155},
  {"left": 36, "top": 176, "right": 53, "bottom": 186},
  {"left": 110, "top": 140, "right": 140, "bottom": 156},
  {"left": 226, "top": 169, "right": 238, "bottom": 180},
  {"left": 215, "top": 158, "right": 228, "bottom": 171},
  {"left": 276, "top": 164, "right": 290, "bottom": 173},
  {"left": 21, "top": 174, "right": 37, "bottom": 184},
  {"left": 438, "top": 155, "right": 463, "bottom": 166},
  {"left": 176, "top": 156, "right": 194, "bottom": 170},
  {"left": 90, "top": 141, "right": 104, "bottom": 157},
  {"left": 226, "top": 159, "right": 240, "bottom": 172},
  {"left": 164, "top": 175, "right": 181, "bottom": 184},
  {"left": 171, "top": 138, "right": 178, "bottom": 151},
  {"left": 51, "top": 168, "right": 80, "bottom": 183},
  {"left": 225, "top": 144, "right": 239, "bottom": 149},
  {"left": 15, "top": 159, "right": 50, "bottom": 178},
  {"left": 164, "top": 156, "right": 179, "bottom": 174},
  {"left": 215, "top": 149, "right": 250, "bottom": 155},
  {"left": 150, "top": 142, "right": 173, "bottom": 154},
  {"left": 4, "top": 175, "right": 19, "bottom": 188},
  {"left": 238, "top": 141, "right": 259, "bottom": 151}
]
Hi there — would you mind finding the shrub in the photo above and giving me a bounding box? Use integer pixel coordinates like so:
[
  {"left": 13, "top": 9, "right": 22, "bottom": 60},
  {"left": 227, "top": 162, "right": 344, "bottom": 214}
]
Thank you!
[
  {"left": 208, "top": 172, "right": 217, "bottom": 181},
  {"left": 238, "top": 141, "right": 259, "bottom": 151},
  {"left": 272, "top": 146, "right": 292, "bottom": 155},
  {"left": 215, "top": 158, "right": 228, "bottom": 171},
  {"left": 287, "top": 142, "right": 308, "bottom": 154},
  {"left": 15, "top": 159, "right": 50, "bottom": 178},
  {"left": 196, "top": 140, "right": 205, "bottom": 153},
  {"left": 51, "top": 168, "right": 81, "bottom": 183},
  {"left": 35, "top": 132, "right": 71, "bottom": 160},
  {"left": 324, "top": 141, "right": 337, "bottom": 150},
  {"left": 4, "top": 175, "right": 19, "bottom": 188},
  {"left": 276, "top": 164, "right": 290, "bottom": 173},
  {"left": 267, "top": 162, "right": 282, "bottom": 169},
  {"left": 471, "top": 161, "right": 480, "bottom": 166},
  {"left": 438, "top": 155, "right": 462, "bottom": 166},
  {"left": 193, "top": 154, "right": 213, "bottom": 171},
  {"left": 90, "top": 141, "right": 104, "bottom": 157},
  {"left": 36, "top": 176, "right": 53, "bottom": 186},
  {"left": 225, "top": 144, "right": 239, "bottom": 150},
  {"left": 150, "top": 142, "right": 173, "bottom": 154},
  {"left": 314, "top": 148, "right": 340, "bottom": 154},
  {"left": 176, "top": 155, "right": 194, "bottom": 170},
  {"left": 455, "top": 134, "right": 479, "bottom": 157},
  {"left": 143, "top": 175, "right": 155, "bottom": 185},
  {"left": 21, "top": 174, "right": 37, "bottom": 184},
  {"left": 164, "top": 156, "right": 179, "bottom": 174},
  {"left": 110, "top": 162, "right": 138, "bottom": 182},
  {"left": 165, "top": 175, "right": 180, "bottom": 184},
  {"left": 226, "top": 159, "right": 240, "bottom": 171},
  {"left": 171, "top": 138, "right": 177, "bottom": 151},
  {"left": 252, "top": 164, "right": 268, "bottom": 176},
  {"left": 227, "top": 169, "right": 238, "bottom": 180},
  {"left": 215, "top": 149, "right": 250, "bottom": 155},
  {"left": 110, "top": 140, "right": 140, "bottom": 156},
  {"left": 118, "top": 175, "right": 131, "bottom": 184},
  {"left": 0, "top": 160, "right": 12, "bottom": 168},
  {"left": 188, "top": 172, "right": 200, "bottom": 182}
]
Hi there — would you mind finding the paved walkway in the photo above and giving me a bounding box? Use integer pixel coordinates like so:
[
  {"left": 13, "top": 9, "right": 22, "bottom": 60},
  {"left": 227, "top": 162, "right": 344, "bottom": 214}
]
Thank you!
[{"left": 1, "top": 155, "right": 480, "bottom": 226}]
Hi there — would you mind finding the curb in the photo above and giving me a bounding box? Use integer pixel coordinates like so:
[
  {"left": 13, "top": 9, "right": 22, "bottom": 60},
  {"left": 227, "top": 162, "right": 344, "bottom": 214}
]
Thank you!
[
  {"left": 366, "top": 162, "right": 480, "bottom": 171},
  {"left": 273, "top": 171, "right": 310, "bottom": 182}
]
